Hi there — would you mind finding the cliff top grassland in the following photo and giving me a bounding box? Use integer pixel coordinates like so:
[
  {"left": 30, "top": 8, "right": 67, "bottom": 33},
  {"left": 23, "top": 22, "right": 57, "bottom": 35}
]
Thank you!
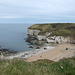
[
  {"left": 0, "top": 57, "right": 75, "bottom": 75},
  {"left": 28, "top": 23, "right": 75, "bottom": 36}
]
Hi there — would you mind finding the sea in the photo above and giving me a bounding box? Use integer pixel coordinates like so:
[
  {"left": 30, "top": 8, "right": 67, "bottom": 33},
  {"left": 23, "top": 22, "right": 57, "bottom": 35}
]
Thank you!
[{"left": 0, "top": 24, "right": 36, "bottom": 52}]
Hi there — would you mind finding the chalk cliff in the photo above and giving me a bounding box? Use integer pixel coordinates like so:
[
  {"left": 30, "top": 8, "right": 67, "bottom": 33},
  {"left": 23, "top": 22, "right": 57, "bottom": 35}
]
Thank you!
[{"left": 26, "top": 23, "right": 75, "bottom": 45}]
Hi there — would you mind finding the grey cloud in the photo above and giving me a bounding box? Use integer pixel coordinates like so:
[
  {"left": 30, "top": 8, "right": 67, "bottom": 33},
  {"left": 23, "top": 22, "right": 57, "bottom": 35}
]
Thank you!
[{"left": 0, "top": 0, "right": 75, "bottom": 23}]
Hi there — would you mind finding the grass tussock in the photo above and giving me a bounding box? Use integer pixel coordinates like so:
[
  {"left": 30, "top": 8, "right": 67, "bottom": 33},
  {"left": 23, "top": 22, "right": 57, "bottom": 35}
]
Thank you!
[{"left": 0, "top": 58, "right": 75, "bottom": 75}]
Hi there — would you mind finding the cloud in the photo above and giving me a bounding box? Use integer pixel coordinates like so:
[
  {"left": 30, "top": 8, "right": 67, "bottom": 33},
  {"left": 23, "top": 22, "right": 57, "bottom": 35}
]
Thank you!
[
  {"left": 0, "top": 0, "right": 75, "bottom": 23},
  {"left": 0, "top": 16, "right": 25, "bottom": 18}
]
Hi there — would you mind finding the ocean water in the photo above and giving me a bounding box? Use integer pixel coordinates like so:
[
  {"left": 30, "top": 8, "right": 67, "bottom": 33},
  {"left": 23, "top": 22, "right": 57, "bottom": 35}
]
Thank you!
[{"left": 0, "top": 24, "right": 36, "bottom": 52}]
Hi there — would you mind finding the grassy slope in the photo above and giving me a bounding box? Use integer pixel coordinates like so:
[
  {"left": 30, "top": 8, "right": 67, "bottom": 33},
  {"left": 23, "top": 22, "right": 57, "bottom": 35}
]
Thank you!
[
  {"left": 28, "top": 23, "right": 75, "bottom": 36},
  {"left": 0, "top": 58, "right": 75, "bottom": 75}
]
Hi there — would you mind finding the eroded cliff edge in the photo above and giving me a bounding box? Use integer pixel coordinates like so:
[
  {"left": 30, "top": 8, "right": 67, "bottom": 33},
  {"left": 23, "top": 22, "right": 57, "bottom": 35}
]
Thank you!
[{"left": 26, "top": 23, "right": 75, "bottom": 45}]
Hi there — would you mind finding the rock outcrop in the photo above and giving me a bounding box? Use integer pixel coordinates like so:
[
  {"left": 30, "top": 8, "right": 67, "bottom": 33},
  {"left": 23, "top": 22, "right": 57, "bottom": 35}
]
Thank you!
[
  {"left": 27, "top": 29, "right": 70, "bottom": 45},
  {"left": 26, "top": 23, "right": 75, "bottom": 45}
]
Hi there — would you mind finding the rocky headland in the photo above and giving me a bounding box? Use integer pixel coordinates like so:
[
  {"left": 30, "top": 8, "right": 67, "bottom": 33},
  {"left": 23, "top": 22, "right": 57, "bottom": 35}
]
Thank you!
[
  {"left": 26, "top": 23, "right": 75, "bottom": 45},
  {"left": 0, "top": 23, "right": 75, "bottom": 60}
]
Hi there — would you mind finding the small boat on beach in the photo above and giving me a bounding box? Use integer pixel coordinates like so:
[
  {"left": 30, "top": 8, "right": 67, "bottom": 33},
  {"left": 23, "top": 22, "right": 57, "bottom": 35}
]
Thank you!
[
  {"left": 36, "top": 46, "right": 40, "bottom": 49},
  {"left": 44, "top": 48, "right": 47, "bottom": 50},
  {"left": 29, "top": 46, "right": 34, "bottom": 48}
]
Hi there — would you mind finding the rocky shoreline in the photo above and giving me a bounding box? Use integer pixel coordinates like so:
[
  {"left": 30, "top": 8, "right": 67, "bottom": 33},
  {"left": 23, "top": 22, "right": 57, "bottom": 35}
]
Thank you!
[
  {"left": 0, "top": 43, "right": 55, "bottom": 60},
  {"left": 26, "top": 35, "right": 47, "bottom": 45},
  {"left": 5, "top": 45, "right": 54, "bottom": 60},
  {"left": 0, "top": 48, "right": 18, "bottom": 56}
]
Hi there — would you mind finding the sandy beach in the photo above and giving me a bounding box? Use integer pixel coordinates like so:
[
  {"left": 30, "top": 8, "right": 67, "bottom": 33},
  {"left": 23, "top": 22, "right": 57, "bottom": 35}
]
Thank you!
[
  {"left": 3, "top": 45, "right": 54, "bottom": 60},
  {"left": 26, "top": 44, "right": 75, "bottom": 62},
  {"left": 1, "top": 44, "right": 75, "bottom": 62}
]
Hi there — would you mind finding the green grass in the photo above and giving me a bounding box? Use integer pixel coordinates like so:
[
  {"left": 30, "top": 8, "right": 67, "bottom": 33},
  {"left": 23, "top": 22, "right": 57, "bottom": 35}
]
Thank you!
[
  {"left": 28, "top": 23, "right": 75, "bottom": 37},
  {"left": 0, "top": 57, "right": 75, "bottom": 75}
]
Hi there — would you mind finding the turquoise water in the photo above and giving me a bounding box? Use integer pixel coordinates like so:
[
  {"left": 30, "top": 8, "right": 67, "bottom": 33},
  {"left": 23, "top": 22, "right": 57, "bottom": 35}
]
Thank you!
[{"left": 0, "top": 24, "right": 36, "bottom": 52}]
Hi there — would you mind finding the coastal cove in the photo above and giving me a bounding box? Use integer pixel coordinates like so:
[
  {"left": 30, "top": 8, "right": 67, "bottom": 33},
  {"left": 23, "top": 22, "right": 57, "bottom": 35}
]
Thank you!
[
  {"left": 0, "top": 23, "right": 56, "bottom": 58},
  {"left": 0, "top": 24, "right": 36, "bottom": 52},
  {"left": 0, "top": 0, "right": 75, "bottom": 75},
  {"left": 0, "top": 23, "right": 75, "bottom": 61}
]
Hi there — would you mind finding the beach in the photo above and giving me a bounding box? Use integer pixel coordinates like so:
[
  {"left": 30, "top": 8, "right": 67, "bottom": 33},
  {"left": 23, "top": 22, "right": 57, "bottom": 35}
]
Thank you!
[
  {"left": 3, "top": 45, "right": 54, "bottom": 60},
  {"left": 26, "top": 44, "right": 75, "bottom": 62},
  {"left": 1, "top": 44, "right": 75, "bottom": 62}
]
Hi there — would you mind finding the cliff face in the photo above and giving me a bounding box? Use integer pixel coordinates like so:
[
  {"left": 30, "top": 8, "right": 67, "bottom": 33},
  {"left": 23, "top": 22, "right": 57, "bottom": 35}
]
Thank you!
[
  {"left": 27, "top": 23, "right": 75, "bottom": 45},
  {"left": 28, "top": 29, "right": 40, "bottom": 36},
  {"left": 27, "top": 29, "right": 46, "bottom": 45}
]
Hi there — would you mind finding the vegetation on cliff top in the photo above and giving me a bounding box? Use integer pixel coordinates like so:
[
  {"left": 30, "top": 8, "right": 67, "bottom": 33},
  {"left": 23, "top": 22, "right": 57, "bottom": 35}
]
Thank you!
[
  {"left": 28, "top": 23, "right": 75, "bottom": 36},
  {"left": 0, "top": 57, "right": 75, "bottom": 75}
]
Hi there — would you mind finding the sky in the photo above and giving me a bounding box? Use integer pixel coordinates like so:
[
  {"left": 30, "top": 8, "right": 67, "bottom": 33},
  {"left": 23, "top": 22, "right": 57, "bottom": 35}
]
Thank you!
[{"left": 0, "top": 0, "right": 75, "bottom": 23}]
